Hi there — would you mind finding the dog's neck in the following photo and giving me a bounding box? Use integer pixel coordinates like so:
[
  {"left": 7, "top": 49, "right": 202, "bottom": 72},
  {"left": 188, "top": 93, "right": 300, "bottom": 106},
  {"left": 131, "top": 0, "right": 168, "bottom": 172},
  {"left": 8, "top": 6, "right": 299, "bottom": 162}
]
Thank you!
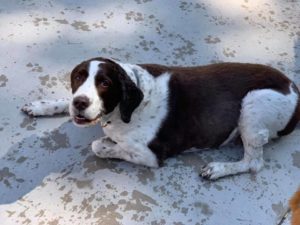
[
  {"left": 118, "top": 62, "right": 155, "bottom": 103},
  {"left": 100, "top": 62, "right": 165, "bottom": 126}
]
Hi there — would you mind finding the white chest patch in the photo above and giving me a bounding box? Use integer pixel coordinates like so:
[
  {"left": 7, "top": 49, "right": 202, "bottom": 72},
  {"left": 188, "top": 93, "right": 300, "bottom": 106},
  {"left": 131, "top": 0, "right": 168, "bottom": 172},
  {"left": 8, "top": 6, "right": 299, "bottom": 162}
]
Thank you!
[
  {"left": 104, "top": 65, "right": 170, "bottom": 142},
  {"left": 100, "top": 64, "right": 171, "bottom": 166}
]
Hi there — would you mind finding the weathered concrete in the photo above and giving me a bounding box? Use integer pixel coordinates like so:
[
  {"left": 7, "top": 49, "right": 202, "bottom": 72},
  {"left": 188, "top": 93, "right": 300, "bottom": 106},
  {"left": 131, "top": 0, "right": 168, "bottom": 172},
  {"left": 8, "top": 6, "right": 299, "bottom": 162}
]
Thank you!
[{"left": 0, "top": 0, "right": 299, "bottom": 224}]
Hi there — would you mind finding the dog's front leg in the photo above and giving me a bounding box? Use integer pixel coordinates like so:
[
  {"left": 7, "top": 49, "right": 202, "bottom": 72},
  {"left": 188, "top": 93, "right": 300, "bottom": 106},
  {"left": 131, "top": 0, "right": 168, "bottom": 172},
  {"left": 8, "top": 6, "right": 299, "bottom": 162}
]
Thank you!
[
  {"left": 21, "top": 99, "right": 70, "bottom": 116},
  {"left": 91, "top": 136, "right": 118, "bottom": 158},
  {"left": 92, "top": 137, "right": 159, "bottom": 168}
]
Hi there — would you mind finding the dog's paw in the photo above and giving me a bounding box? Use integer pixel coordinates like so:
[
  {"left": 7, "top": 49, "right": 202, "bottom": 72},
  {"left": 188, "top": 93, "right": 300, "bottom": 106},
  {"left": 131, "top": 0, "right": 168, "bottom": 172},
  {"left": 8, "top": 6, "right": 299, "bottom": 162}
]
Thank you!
[
  {"left": 91, "top": 139, "right": 103, "bottom": 153},
  {"left": 21, "top": 102, "right": 42, "bottom": 116},
  {"left": 91, "top": 139, "right": 116, "bottom": 158},
  {"left": 200, "top": 162, "right": 226, "bottom": 180},
  {"left": 21, "top": 100, "right": 68, "bottom": 116},
  {"left": 100, "top": 136, "right": 117, "bottom": 145}
]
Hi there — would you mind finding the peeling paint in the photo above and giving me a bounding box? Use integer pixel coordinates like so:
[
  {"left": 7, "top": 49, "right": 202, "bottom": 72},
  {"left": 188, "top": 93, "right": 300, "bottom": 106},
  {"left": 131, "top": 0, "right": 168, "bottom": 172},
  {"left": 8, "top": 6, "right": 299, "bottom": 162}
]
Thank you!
[
  {"left": 0, "top": 167, "right": 15, "bottom": 188},
  {"left": 68, "top": 177, "right": 93, "bottom": 189},
  {"left": 0, "top": 74, "right": 8, "bottom": 87},
  {"left": 292, "top": 151, "right": 300, "bottom": 168},
  {"left": 134, "top": 0, "right": 152, "bottom": 4},
  {"left": 55, "top": 19, "right": 69, "bottom": 24},
  {"left": 16, "top": 156, "right": 27, "bottom": 164},
  {"left": 124, "top": 190, "right": 158, "bottom": 213},
  {"left": 30, "top": 63, "right": 43, "bottom": 73},
  {"left": 204, "top": 35, "right": 221, "bottom": 44},
  {"left": 194, "top": 202, "right": 213, "bottom": 216},
  {"left": 61, "top": 190, "right": 73, "bottom": 207},
  {"left": 125, "top": 11, "right": 144, "bottom": 22},
  {"left": 71, "top": 21, "right": 91, "bottom": 31},
  {"left": 57, "top": 71, "right": 71, "bottom": 90},
  {"left": 39, "top": 74, "right": 58, "bottom": 88},
  {"left": 93, "top": 203, "right": 123, "bottom": 225},
  {"left": 39, "top": 130, "right": 70, "bottom": 152},
  {"left": 33, "top": 17, "right": 49, "bottom": 26},
  {"left": 223, "top": 48, "right": 236, "bottom": 58},
  {"left": 20, "top": 117, "right": 36, "bottom": 130},
  {"left": 136, "top": 168, "right": 155, "bottom": 184}
]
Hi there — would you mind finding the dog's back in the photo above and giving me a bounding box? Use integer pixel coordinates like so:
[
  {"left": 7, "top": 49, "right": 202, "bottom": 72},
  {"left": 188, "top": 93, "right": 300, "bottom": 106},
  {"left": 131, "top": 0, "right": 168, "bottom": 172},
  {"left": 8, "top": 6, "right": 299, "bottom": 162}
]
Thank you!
[{"left": 147, "top": 63, "right": 299, "bottom": 158}]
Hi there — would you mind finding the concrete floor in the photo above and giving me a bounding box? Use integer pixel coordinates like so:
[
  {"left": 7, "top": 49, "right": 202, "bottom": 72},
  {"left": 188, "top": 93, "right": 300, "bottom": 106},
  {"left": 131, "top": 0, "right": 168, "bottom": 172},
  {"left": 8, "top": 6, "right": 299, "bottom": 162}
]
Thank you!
[{"left": 0, "top": 0, "right": 300, "bottom": 224}]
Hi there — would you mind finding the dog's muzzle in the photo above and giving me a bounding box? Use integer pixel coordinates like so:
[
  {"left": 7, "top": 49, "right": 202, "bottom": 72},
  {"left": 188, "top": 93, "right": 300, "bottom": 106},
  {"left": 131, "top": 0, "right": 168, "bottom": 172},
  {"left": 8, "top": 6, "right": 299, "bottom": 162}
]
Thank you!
[{"left": 73, "top": 111, "right": 103, "bottom": 126}]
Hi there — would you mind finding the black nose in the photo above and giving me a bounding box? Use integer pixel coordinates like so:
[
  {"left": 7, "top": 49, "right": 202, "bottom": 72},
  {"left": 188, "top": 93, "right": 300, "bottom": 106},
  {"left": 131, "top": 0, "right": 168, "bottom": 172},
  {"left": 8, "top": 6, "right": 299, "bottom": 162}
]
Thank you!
[{"left": 73, "top": 95, "right": 90, "bottom": 111}]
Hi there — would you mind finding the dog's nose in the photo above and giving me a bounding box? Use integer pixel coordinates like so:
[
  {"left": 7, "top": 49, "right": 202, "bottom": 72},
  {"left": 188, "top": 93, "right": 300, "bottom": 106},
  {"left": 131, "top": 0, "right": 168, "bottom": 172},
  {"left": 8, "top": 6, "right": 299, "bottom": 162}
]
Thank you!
[{"left": 73, "top": 96, "right": 90, "bottom": 111}]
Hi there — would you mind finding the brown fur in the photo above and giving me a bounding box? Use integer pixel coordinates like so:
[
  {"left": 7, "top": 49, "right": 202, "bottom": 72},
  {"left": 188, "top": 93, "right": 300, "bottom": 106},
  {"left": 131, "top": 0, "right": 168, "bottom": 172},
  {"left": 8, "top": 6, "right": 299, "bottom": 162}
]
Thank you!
[
  {"left": 142, "top": 63, "right": 296, "bottom": 163},
  {"left": 290, "top": 188, "right": 300, "bottom": 225}
]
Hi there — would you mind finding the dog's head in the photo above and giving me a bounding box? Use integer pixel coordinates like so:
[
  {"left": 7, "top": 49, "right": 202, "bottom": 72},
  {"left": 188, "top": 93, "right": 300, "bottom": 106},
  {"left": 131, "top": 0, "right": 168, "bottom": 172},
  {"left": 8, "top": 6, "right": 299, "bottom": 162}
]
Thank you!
[{"left": 69, "top": 58, "right": 143, "bottom": 127}]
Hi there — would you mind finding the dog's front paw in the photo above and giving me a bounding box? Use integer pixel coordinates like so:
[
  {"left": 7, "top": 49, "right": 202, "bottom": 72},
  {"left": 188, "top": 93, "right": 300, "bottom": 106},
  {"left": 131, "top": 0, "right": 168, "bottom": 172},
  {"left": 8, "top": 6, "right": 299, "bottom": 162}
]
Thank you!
[
  {"left": 21, "top": 102, "right": 42, "bottom": 116},
  {"left": 100, "top": 136, "right": 117, "bottom": 145},
  {"left": 200, "top": 162, "right": 226, "bottom": 180},
  {"left": 91, "top": 140, "right": 102, "bottom": 152},
  {"left": 92, "top": 139, "right": 116, "bottom": 158},
  {"left": 21, "top": 100, "right": 67, "bottom": 116}
]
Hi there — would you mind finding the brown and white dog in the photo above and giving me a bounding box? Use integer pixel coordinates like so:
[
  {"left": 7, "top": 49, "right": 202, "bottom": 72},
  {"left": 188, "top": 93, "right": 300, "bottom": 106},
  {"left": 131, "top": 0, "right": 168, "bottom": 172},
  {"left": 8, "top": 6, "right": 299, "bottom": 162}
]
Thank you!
[{"left": 22, "top": 57, "right": 300, "bottom": 180}]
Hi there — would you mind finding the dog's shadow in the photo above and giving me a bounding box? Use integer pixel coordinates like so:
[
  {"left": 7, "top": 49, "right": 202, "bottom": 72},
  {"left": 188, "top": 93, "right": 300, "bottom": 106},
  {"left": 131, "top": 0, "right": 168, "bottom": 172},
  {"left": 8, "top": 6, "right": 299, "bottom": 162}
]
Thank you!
[
  {"left": 1, "top": 114, "right": 297, "bottom": 205},
  {"left": 0, "top": 119, "right": 107, "bottom": 204},
  {"left": 0, "top": 115, "right": 237, "bottom": 204}
]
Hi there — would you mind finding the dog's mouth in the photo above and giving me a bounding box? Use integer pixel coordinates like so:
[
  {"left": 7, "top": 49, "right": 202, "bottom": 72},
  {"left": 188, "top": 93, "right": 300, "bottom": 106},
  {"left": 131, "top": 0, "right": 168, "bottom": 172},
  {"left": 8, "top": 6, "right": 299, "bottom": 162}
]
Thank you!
[{"left": 73, "top": 114, "right": 101, "bottom": 125}]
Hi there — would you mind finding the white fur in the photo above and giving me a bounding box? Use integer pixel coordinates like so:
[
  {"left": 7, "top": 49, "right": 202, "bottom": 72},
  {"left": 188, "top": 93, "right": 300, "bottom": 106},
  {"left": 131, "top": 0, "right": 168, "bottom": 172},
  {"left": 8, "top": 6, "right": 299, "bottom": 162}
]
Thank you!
[
  {"left": 201, "top": 85, "right": 298, "bottom": 179},
  {"left": 92, "top": 62, "right": 171, "bottom": 167},
  {"left": 21, "top": 99, "right": 69, "bottom": 116},
  {"left": 69, "top": 61, "right": 104, "bottom": 124}
]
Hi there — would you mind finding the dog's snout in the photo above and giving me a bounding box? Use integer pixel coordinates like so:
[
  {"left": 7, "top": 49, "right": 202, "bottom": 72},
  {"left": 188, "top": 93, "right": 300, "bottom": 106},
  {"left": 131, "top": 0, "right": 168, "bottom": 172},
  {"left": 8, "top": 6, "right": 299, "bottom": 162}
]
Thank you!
[{"left": 73, "top": 95, "right": 90, "bottom": 111}]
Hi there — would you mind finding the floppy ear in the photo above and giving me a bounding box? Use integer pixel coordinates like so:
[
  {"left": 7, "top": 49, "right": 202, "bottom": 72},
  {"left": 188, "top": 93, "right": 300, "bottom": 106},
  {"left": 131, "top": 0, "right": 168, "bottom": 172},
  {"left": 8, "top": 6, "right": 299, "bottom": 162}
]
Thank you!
[{"left": 117, "top": 65, "right": 143, "bottom": 123}]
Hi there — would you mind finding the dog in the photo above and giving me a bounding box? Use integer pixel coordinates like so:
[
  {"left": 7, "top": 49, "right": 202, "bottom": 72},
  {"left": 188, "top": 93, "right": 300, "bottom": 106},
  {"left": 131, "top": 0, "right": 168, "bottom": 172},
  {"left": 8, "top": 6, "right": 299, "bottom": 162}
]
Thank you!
[{"left": 21, "top": 57, "right": 300, "bottom": 180}]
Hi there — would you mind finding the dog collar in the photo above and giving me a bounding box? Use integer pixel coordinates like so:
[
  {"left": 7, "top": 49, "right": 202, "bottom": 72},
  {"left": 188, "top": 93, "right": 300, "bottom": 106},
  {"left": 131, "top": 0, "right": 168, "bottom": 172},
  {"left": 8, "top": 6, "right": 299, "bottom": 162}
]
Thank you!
[
  {"left": 100, "top": 120, "right": 111, "bottom": 128},
  {"left": 100, "top": 113, "right": 112, "bottom": 128}
]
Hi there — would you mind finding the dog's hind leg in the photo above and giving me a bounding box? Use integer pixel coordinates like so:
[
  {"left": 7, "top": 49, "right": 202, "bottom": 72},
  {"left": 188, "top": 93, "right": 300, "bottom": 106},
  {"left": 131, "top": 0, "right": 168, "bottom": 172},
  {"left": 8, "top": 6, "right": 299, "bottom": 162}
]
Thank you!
[
  {"left": 21, "top": 99, "right": 70, "bottom": 116},
  {"left": 200, "top": 87, "right": 298, "bottom": 180},
  {"left": 200, "top": 140, "right": 265, "bottom": 180}
]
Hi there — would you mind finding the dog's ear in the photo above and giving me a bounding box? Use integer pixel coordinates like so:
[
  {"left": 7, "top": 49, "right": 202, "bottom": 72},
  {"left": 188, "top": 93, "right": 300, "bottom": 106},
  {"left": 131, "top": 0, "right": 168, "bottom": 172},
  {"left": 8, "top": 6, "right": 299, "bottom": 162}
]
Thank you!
[{"left": 116, "top": 64, "right": 143, "bottom": 123}]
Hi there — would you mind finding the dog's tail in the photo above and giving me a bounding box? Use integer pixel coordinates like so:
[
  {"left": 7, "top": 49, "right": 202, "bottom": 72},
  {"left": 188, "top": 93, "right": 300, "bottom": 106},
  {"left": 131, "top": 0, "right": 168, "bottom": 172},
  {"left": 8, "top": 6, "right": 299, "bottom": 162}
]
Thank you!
[{"left": 290, "top": 188, "right": 300, "bottom": 225}]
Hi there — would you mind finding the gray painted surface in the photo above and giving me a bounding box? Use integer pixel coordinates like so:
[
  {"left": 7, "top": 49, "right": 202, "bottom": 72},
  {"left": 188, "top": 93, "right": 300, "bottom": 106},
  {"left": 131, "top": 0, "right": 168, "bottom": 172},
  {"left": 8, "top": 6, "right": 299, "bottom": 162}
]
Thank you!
[{"left": 0, "top": 0, "right": 299, "bottom": 224}]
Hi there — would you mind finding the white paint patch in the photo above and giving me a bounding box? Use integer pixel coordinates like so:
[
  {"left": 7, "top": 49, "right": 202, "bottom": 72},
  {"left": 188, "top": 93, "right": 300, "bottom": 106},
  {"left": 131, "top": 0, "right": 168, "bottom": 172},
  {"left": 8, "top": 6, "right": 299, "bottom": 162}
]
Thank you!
[
  {"left": 201, "top": 85, "right": 299, "bottom": 179},
  {"left": 69, "top": 61, "right": 104, "bottom": 123},
  {"left": 21, "top": 99, "right": 70, "bottom": 116}
]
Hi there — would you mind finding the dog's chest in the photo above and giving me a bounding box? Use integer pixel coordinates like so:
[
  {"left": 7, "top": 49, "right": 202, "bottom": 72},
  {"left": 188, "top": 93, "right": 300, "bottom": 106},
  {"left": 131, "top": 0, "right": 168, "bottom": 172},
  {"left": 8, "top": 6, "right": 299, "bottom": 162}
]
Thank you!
[{"left": 103, "top": 101, "right": 168, "bottom": 145}]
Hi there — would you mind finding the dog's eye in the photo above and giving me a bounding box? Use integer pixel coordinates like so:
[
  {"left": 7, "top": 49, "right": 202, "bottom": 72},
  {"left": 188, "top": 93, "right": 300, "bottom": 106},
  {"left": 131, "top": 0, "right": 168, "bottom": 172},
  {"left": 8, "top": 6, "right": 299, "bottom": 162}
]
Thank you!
[
  {"left": 74, "top": 70, "right": 87, "bottom": 82},
  {"left": 75, "top": 74, "right": 82, "bottom": 81},
  {"left": 101, "top": 80, "right": 110, "bottom": 88}
]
